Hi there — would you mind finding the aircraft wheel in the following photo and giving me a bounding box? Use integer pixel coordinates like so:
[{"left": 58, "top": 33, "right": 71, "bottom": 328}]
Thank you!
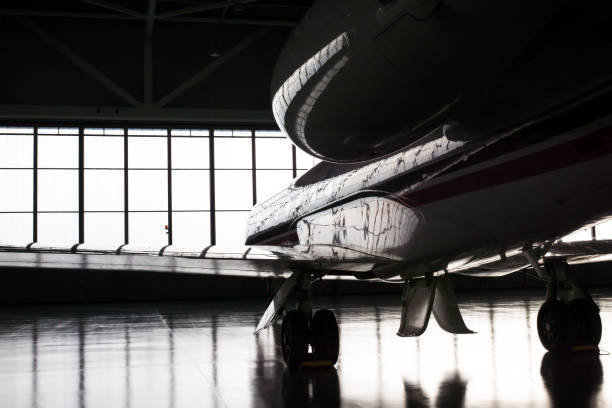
[
  {"left": 281, "top": 311, "right": 309, "bottom": 368},
  {"left": 568, "top": 298, "right": 602, "bottom": 347},
  {"left": 537, "top": 300, "right": 569, "bottom": 352},
  {"left": 311, "top": 309, "right": 339, "bottom": 364}
]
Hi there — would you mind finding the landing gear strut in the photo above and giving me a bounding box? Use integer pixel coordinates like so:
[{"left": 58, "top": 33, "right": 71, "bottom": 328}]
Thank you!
[
  {"left": 536, "top": 260, "right": 601, "bottom": 352},
  {"left": 280, "top": 273, "right": 339, "bottom": 368}
]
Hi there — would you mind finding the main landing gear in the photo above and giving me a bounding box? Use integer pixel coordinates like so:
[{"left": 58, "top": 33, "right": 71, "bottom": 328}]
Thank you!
[
  {"left": 536, "top": 260, "right": 601, "bottom": 352},
  {"left": 280, "top": 274, "right": 340, "bottom": 368}
]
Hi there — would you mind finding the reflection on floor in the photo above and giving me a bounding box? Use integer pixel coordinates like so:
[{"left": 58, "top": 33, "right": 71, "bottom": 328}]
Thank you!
[{"left": 0, "top": 288, "right": 611, "bottom": 407}]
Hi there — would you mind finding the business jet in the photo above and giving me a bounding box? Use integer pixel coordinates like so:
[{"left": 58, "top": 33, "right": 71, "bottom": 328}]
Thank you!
[{"left": 3, "top": 0, "right": 612, "bottom": 369}]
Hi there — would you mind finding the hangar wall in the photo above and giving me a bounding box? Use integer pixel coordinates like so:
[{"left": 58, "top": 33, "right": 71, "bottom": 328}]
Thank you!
[{"left": 1, "top": 261, "right": 611, "bottom": 305}]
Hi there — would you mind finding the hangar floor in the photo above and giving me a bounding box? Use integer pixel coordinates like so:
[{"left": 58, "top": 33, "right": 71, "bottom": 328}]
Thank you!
[{"left": 1, "top": 288, "right": 611, "bottom": 407}]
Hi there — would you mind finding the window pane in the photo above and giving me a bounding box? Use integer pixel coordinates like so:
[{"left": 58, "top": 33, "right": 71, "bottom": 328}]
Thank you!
[
  {"left": 296, "top": 148, "right": 321, "bottom": 170},
  {"left": 129, "top": 170, "right": 167, "bottom": 211},
  {"left": 85, "top": 136, "right": 123, "bottom": 168},
  {"left": 214, "top": 138, "right": 251, "bottom": 169},
  {"left": 173, "top": 212, "right": 210, "bottom": 247},
  {"left": 256, "top": 170, "right": 293, "bottom": 203},
  {"left": 85, "top": 170, "right": 123, "bottom": 211},
  {"left": 256, "top": 138, "right": 292, "bottom": 169},
  {"left": 0, "top": 126, "right": 33, "bottom": 134},
  {"left": 0, "top": 134, "right": 32, "bottom": 168},
  {"left": 215, "top": 170, "right": 252, "bottom": 210},
  {"left": 85, "top": 212, "right": 123, "bottom": 246},
  {"left": 0, "top": 170, "right": 32, "bottom": 211},
  {"left": 171, "top": 129, "right": 209, "bottom": 137},
  {"left": 129, "top": 212, "right": 167, "bottom": 247},
  {"left": 128, "top": 129, "right": 167, "bottom": 136},
  {"left": 38, "top": 136, "right": 78, "bottom": 168},
  {"left": 38, "top": 170, "right": 78, "bottom": 211},
  {"left": 172, "top": 138, "right": 209, "bottom": 169},
  {"left": 215, "top": 211, "right": 249, "bottom": 246},
  {"left": 173, "top": 170, "right": 209, "bottom": 211},
  {"left": 596, "top": 220, "right": 612, "bottom": 240},
  {"left": 0, "top": 213, "right": 32, "bottom": 245},
  {"left": 254, "top": 130, "right": 283, "bottom": 137},
  {"left": 562, "top": 228, "right": 590, "bottom": 242},
  {"left": 38, "top": 213, "right": 78, "bottom": 245},
  {"left": 128, "top": 137, "right": 166, "bottom": 168}
]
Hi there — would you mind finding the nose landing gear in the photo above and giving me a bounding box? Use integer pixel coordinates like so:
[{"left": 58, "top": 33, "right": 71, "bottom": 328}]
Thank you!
[
  {"left": 536, "top": 260, "right": 601, "bottom": 352},
  {"left": 280, "top": 273, "right": 340, "bottom": 368}
]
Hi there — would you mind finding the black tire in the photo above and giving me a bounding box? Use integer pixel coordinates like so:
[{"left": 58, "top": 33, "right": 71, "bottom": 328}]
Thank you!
[
  {"left": 281, "top": 311, "right": 309, "bottom": 368},
  {"left": 537, "top": 300, "right": 569, "bottom": 352},
  {"left": 311, "top": 309, "right": 340, "bottom": 364},
  {"left": 568, "top": 298, "right": 602, "bottom": 347}
]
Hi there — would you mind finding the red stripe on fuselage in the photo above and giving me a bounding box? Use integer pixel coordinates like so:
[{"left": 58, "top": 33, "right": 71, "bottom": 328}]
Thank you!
[{"left": 402, "top": 127, "right": 612, "bottom": 206}]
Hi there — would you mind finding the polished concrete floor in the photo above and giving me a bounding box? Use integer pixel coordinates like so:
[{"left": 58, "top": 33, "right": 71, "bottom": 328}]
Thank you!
[{"left": 0, "top": 288, "right": 611, "bottom": 407}]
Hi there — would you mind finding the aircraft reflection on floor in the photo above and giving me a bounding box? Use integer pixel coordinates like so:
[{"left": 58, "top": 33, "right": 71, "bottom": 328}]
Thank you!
[{"left": 0, "top": 290, "right": 610, "bottom": 407}]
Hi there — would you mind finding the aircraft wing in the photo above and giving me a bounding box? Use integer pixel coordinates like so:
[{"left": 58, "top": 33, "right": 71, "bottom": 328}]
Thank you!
[
  {"left": 0, "top": 239, "right": 610, "bottom": 281},
  {"left": 440, "top": 239, "right": 612, "bottom": 279},
  {"left": 0, "top": 243, "right": 391, "bottom": 279}
]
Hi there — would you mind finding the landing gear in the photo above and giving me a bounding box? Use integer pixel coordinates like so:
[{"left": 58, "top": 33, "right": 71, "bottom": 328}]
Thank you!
[
  {"left": 280, "top": 273, "right": 340, "bottom": 368},
  {"left": 536, "top": 260, "right": 601, "bottom": 352},
  {"left": 311, "top": 309, "right": 340, "bottom": 364},
  {"left": 281, "top": 308, "right": 340, "bottom": 367},
  {"left": 281, "top": 311, "right": 309, "bottom": 368},
  {"left": 537, "top": 300, "right": 569, "bottom": 351}
]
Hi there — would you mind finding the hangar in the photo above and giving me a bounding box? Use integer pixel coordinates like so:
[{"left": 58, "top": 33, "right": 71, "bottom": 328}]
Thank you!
[{"left": 1, "top": 1, "right": 612, "bottom": 407}]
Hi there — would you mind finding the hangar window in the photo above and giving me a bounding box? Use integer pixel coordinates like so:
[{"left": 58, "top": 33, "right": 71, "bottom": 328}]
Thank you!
[
  {"left": 0, "top": 127, "right": 33, "bottom": 245},
  {"left": 0, "top": 125, "right": 308, "bottom": 249}
]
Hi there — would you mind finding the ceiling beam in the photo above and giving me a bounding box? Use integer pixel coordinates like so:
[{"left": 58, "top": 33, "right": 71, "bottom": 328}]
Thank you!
[
  {"left": 79, "top": 0, "right": 144, "bottom": 18},
  {"left": 20, "top": 18, "right": 140, "bottom": 107},
  {"left": 156, "top": 27, "right": 270, "bottom": 108}
]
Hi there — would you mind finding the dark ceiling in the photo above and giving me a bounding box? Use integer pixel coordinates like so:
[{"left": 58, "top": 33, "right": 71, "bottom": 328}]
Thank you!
[{"left": 0, "top": 1, "right": 314, "bottom": 126}]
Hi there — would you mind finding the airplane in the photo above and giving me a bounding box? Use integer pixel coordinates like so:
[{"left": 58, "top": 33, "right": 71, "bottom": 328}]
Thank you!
[{"left": 3, "top": 0, "right": 612, "bottom": 369}]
